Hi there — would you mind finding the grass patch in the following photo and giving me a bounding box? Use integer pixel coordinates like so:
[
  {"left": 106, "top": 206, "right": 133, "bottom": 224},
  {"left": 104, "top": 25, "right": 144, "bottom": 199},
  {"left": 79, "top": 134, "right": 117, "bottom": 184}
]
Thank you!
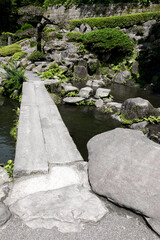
[
  {"left": 12, "top": 51, "right": 27, "bottom": 61},
  {"left": 0, "top": 43, "right": 21, "bottom": 57}
]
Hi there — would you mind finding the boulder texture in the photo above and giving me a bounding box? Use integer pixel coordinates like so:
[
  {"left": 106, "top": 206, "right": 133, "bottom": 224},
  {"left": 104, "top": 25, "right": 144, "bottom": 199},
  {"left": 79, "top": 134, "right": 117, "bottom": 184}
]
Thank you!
[
  {"left": 113, "top": 71, "right": 131, "bottom": 84},
  {"left": 120, "top": 97, "right": 157, "bottom": 119},
  {"left": 74, "top": 66, "right": 88, "bottom": 80},
  {"left": 88, "top": 128, "right": 160, "bottom": 235},
  {"left": 0, "top": 203, "right": 11, "bottom": 227},
  {"left": 10, "top": 185, "right": 107, "bottom": 233},
  {"left": 78, "top": 87, "right": 93, "bottom": 98},
  {"left": 95, "top": 88, "right": 111, "bottom": 98}
]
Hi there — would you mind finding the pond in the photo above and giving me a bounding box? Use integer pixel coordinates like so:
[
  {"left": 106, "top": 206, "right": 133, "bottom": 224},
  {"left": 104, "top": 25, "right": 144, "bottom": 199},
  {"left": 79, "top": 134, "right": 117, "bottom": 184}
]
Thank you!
[
  {"left": 58, "top": 83, "right": 160, "bottom": 161},
  {"left": 0, "top": 96, "right": 18, "bottom": 165}
]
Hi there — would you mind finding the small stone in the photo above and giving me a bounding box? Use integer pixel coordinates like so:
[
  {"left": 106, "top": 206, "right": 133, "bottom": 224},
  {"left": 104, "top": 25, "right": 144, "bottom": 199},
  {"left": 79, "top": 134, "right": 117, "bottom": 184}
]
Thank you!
[
  {"left": 95, "top": 88, "right": 111, "bottom": 98},
  {"left": 25, "top": 64, "right": 35, "bottom": 71},
  {"left": 106, "top": 102, "right": 122, "bottom": 114},
  {"left": 95, "top": 99, "right": 104, "bottom": 108},
  {"left": 74, "top": 66, "right": 88, "bottom": 80},
  {"left": 63, "top": 97, "right": 85, "bottom": 104},
  {"left": 86, "top": 80, "right": 92, "bottom": 87},
  {"left": 62, "top": 85, "right": 78, "bottom": 94},
  {"left": 92, "top": 80, "right": 105, "bottom": 89},
  {"left": 131, "top": 121, "right": 148, "bottom": 130},
  {"left": 78, "top": 87, "right": 93, "bottom": 98}
]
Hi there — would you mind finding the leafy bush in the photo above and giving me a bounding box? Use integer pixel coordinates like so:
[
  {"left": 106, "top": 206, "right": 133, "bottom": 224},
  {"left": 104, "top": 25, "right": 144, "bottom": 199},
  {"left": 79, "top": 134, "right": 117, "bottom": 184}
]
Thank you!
[
  {"left": 69, "top": 12, "right": 160, "bottom": 30},
  {"left": 0, "top": 43, "right": 21, "bottom": 57},
  {"left": 66, "top": 31, "right": 82, "bottom": 41},
  {"left": 28, "top": 50, "right": 46, "bottom": 62},
  {"left": 30, "top": 40, "right": 37, "bottom": 47},
  {"left": 21, "top": 23, "right": 34, "bottom": 31},
  {"left": 0, "top": 62, "right": 26, "bottom": 100},
  {"left": 43, "top": 27, "right": 56, "bottom": 33},
  {"left": 56, "top": 33, "right": 63, "bottom": 39},
  {"left": 12, "top": 51, "right": 27, "bottom": 61},
  {"left": 80, "top": 28, "right": 133, "bottom": 58},
  {"left": 42, "top": 61, "right": 68, "bottom": 83}
]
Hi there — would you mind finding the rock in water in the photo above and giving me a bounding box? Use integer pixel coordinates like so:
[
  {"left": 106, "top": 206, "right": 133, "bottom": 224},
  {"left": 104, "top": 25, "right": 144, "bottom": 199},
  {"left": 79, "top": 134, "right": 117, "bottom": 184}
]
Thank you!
[
  {"left": 120, "top": 97, "right": 157, "bottom": 119},
  {"left": 87, "top": 128, "right": 160, "bottom": 235}
]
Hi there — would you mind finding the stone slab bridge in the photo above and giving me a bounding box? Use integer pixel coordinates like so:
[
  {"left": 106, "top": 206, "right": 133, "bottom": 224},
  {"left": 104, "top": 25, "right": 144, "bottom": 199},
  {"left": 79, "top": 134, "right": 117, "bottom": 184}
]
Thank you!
[{"left": 6, "top": 71, "right": 107, "bottom": 233}]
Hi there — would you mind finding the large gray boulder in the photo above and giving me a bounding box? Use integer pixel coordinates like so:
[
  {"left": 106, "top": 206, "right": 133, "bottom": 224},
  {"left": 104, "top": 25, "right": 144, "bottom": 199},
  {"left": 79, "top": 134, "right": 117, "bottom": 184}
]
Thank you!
[
  {"left": 120, "top": 97, "right": 157, "bottom": 120},
  {"left": 88, "top": 128, "right": 160, "bottom": 235}
]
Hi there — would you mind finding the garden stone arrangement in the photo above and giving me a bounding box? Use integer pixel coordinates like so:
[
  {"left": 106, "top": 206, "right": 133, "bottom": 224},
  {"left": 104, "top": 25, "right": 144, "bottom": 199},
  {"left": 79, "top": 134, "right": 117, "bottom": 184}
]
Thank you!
[{"left": 1, "top": 4, "right": 160, "bottom": 239}]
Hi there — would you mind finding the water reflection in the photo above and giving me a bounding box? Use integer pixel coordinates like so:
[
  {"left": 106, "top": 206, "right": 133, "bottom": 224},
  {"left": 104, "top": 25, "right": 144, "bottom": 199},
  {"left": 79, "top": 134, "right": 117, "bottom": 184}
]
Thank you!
[
  {"left": 58, "top": 83, "right": 160, "bottom": 161},
  {"left": 0, "top": 96, "right": 18, "bottom": 164}
]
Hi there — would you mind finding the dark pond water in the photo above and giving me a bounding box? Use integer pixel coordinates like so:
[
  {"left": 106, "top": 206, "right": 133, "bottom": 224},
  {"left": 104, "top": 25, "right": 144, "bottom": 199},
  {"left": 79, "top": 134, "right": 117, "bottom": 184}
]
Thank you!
[
  {"left": 0, "top": 96, "right": 18, "bottom": 164},
  {"left": 58, "top": 84, "right": 160, "bottom": 161}
]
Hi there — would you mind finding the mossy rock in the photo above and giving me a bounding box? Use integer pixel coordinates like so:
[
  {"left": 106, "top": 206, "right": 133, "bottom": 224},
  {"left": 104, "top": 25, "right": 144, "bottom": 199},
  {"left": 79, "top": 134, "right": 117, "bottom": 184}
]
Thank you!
[
  {"left": 0, "top": 44, "right": 21, "bottom": 57},
  {"left": 12, "top": 51, "right": 27, "bottom": 61}
]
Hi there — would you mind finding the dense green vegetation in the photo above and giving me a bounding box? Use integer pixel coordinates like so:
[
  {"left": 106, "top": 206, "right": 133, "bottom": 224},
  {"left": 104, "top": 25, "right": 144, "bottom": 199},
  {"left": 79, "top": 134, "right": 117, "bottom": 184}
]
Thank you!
[
  {"left": 0, "top": 43, "right": 21, "bottom": 57},
  {"left": 28, "top": 50, "right": 46, "bottom": 62},
  {"left": 69, "top": 12, "right": 160, "bottom": 30},
  {"left": 40, "top": 62, "right": 68, "bottom": 83},
  {"left": 81, "top": 28, "right": 133, "bottom": 56},
  {"left": 0, "top": 62, "right": 26, "bottom": 100},
  {"left": 66, "top": 28, "right": 133, "bottom": 62},
  {"left": 43, "top": 0, "right": 159, "bottom": 8}
]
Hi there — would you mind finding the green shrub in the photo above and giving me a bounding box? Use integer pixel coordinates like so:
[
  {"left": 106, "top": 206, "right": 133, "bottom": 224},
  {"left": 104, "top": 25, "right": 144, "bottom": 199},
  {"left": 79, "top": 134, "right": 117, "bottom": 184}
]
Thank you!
[
  {"left": 43, "top": 27, "right": 56, "bottom": 33},
  {"left": 30, "top": 40, "right": 37, "bottom": 47},
  {"left": 28, "top": 50, "right": 46, "bottom": 62},
  {"left": 21, "top": 23, "right": 34, "bottom": 31},
  {"left": 80, "top": 28, "right": 133, "bottom": 57},
  {"left": 69, "top": 12, "right": 160, "bottom": 30},
  {"left": 0, "top": 43, "right": 21, "bottom": 57},
  {"left": 66, "top": 31, "right": 82, "bottom": 41},
  {"left": 1, "top": 62, "right": 26, "bottom": 100},
  {"left": 56, "top": 33, "right": 63, "bottom": 39},
  {"left": 12, "top": 51, "right": 27, "bottom": 61},
  {"left": 15, "top": 29, "right": 24, "bottom": 34},
  {"left": 42, "top": 61, "right": 68, "bottom": 83}
]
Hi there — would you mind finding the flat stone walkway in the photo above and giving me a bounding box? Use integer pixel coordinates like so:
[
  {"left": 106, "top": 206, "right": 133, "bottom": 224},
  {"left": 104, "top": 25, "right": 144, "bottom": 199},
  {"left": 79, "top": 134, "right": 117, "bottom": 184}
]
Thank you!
[
  {"left": 5, "top": 71, "right": 107, "bottom": 232},
  {"left": 1, "top": 71, "right": 159, "bottom": 239}
]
